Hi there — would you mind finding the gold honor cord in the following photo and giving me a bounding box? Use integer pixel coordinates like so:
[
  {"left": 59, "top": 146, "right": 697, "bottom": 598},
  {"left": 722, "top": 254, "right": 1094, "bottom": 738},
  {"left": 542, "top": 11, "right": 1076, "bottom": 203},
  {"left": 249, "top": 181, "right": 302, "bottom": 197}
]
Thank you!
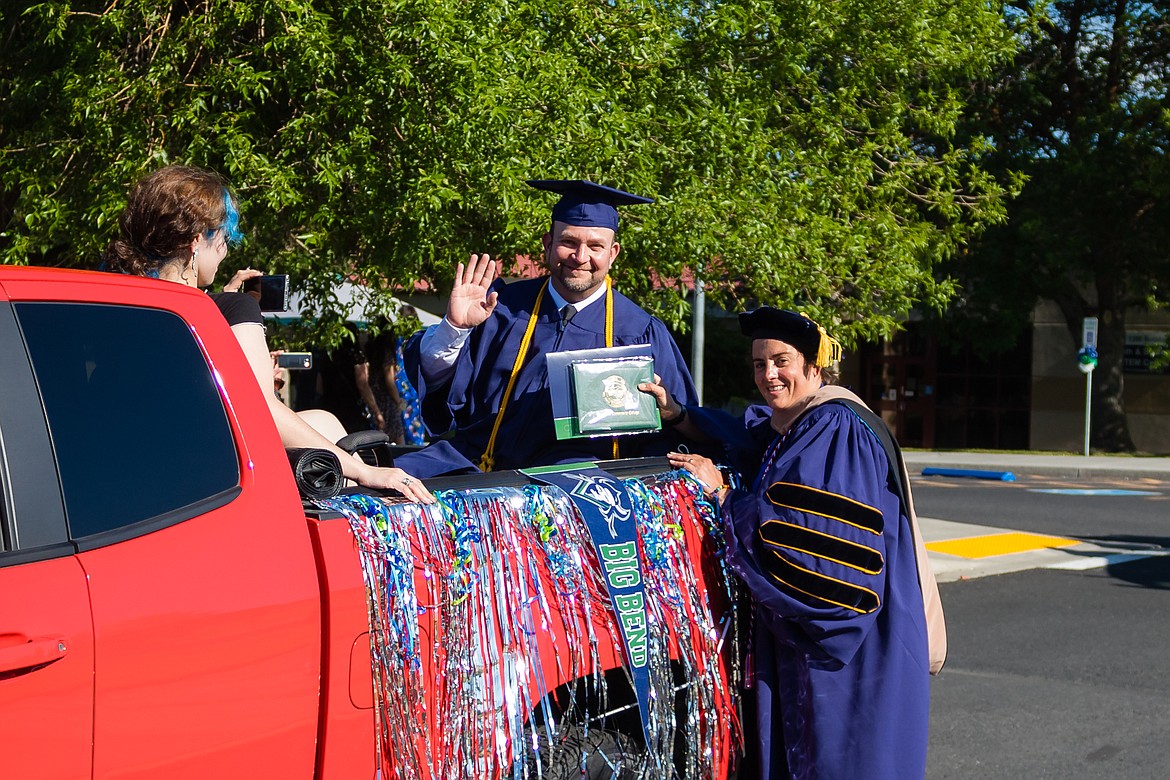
[
  {"left": 478, "top": 279, "right": 549, "bottom": 471},
  {"left": 604, "top": 278, "right": 619, "bottom": 460},
  {"left": 478, "top": 277, "right": 618, "bottom": 472}
]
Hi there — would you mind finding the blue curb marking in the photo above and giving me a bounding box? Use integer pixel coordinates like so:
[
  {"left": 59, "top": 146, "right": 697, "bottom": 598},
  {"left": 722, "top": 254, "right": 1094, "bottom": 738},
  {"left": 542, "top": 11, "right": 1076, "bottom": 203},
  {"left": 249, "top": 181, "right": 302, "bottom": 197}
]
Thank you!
[
  {"left": 1029, "top": 488, "right": 1161, "bottom": 496},
  {"left": 921, "top": 467, "right": 1016, "bottom": 482}
]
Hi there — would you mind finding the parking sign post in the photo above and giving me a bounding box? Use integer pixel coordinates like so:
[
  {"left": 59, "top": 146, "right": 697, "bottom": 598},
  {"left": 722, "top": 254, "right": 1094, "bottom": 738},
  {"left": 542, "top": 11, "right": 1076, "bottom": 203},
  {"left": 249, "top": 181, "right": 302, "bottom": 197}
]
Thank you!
[{"left": 1079, "top": 317, "right": 1099, "bottom": 456}]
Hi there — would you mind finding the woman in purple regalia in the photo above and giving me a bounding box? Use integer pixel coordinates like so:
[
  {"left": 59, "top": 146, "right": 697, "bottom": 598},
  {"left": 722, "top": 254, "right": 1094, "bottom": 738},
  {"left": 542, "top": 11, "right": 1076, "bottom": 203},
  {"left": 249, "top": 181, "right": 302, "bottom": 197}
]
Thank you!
[{"left": 643, "top": 307, "right": 937, "bottom": 780}]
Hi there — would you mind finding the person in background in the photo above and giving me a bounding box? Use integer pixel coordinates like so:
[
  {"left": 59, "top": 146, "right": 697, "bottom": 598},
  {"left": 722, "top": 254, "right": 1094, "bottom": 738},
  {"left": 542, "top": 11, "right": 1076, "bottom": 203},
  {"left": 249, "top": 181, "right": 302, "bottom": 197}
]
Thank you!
[
  {"left": 405, "top": 179, "right": 697, "bottom": 471},
  {"left": 101, "top": 164, "right": 434, "bottom": 502},
  {"left": 319, "top": 323, "right": 383, "bottom": 434},
  {"left": 389, "top": 306, "right": 427, "bottom": 446},
  {"left": 268, "top": 351, "right": 290, "bottom": 403},
  {"left": 366, "top": 328, "right": 407, "bottom": 445},
  {"left": 643, "top": 307, "right": 941, "bottom": 780}
]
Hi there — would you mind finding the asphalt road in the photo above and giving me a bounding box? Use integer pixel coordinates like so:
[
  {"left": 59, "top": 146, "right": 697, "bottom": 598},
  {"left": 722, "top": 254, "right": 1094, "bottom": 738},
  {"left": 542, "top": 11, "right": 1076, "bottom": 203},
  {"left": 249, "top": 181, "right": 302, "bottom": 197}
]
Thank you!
[{"left": 917, "top": 474, "right": 1170, "bottom": 779}]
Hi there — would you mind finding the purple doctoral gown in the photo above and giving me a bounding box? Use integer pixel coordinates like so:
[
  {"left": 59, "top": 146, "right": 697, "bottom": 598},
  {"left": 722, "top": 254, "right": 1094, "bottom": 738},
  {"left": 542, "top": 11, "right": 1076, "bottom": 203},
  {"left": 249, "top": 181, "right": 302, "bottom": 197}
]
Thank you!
[
  {"left": 404, "top": 277, "right": 698, "bottom": 471},
  {"left": 693, "top": 400, "right": 930, "bottom": 780}
]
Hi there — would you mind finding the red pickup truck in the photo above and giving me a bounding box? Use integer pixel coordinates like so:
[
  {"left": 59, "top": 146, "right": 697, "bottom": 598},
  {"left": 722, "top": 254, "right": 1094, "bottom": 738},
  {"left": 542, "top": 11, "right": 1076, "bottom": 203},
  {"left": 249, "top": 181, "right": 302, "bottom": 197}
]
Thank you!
[{"left": 0, "top": 267, "right": 736, "bottom": 779}]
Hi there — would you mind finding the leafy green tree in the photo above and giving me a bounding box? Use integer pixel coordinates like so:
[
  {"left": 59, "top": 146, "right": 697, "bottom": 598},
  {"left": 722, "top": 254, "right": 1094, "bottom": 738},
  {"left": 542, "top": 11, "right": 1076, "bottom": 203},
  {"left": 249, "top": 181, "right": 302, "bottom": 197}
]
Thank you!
[
  {"left": 947, "top": 1, "right": 1170, "bottom": 451},
  {"left": 3, "top": 0, "right": 1013, "bottom": 350}
]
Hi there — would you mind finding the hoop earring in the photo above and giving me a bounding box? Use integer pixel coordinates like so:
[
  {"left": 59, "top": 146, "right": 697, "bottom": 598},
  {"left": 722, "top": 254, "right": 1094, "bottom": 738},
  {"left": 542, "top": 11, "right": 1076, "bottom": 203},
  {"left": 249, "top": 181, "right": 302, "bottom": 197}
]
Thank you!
[{"left": 189, "top": 248, "right": 199, "bottom": 284}]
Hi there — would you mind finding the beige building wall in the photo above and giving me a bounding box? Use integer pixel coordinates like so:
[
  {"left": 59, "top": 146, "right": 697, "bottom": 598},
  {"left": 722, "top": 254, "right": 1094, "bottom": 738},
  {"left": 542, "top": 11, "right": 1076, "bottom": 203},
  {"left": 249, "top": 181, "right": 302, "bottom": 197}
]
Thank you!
[{"left": 1030, "top": 301, "right": 1170, "bottom": 453}]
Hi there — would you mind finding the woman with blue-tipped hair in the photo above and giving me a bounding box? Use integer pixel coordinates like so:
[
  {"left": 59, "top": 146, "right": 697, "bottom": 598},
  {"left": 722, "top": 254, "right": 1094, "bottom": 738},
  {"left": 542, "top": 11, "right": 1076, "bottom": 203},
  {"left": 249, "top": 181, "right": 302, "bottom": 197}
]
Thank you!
[{"left": 102, "top": 164, "right": 434, "bottom": 502}]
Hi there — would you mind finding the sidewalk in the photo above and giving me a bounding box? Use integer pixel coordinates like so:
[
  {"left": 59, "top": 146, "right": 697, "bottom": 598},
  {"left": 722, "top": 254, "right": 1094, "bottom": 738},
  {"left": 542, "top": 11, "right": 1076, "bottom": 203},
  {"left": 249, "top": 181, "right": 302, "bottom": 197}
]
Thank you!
[
  {"left": 903, "top": 450, "right": 1170, "bottom": 480},
  {"left": 904, "top": 451, "right": 1170, "bottom": 582},
  {"left": 920, "top": 515, "right": 1168, "bottom": 583}
]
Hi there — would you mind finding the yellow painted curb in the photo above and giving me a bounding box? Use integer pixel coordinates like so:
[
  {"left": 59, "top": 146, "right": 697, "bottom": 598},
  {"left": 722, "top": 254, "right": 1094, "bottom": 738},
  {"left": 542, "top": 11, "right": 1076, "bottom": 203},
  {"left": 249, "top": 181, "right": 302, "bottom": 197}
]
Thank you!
[{"left": 926, "top": 532, "right": 1079, "bottom": 559}]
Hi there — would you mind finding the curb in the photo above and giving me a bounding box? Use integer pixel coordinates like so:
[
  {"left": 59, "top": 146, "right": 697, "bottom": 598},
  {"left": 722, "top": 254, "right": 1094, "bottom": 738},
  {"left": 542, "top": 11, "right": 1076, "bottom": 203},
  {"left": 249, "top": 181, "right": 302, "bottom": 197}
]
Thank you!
[{"left": 904, "top": 454, "right": 1170, "bottom": 481}]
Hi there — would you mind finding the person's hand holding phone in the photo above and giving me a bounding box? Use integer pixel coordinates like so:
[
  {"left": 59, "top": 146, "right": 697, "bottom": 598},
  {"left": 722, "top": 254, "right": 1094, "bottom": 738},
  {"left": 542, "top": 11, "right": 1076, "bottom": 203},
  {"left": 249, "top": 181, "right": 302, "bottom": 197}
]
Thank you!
[
  {"left": 242, "top": 274, "right": 291, "bottom": 312},
  {"left": 223, "top": 268, "right": 263, "bottom": 293}
]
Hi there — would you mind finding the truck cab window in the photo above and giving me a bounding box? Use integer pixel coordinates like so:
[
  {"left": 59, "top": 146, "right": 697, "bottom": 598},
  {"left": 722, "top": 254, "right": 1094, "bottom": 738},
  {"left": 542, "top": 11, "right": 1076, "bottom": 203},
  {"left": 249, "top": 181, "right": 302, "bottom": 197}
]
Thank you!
[{"left": 15, "top": 303, "right": 239, "bottom": 539}]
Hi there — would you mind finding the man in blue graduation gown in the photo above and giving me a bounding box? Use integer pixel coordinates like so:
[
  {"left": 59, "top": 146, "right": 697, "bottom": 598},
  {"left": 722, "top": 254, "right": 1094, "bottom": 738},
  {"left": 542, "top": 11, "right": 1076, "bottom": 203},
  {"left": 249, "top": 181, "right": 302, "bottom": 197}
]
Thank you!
[
  {"left": 405, "top": 180, "right": 698, "bottom": 471},
  {"left": 651, "top": 308, "right": 935, "bottom": 780}
]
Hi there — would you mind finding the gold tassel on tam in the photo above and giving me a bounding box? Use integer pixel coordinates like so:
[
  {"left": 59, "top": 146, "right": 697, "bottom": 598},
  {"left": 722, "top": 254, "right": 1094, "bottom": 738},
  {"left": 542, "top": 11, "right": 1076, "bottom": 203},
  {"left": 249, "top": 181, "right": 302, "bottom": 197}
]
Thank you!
[{"left": 800, "top": 312, "right": 842, "bottom": 367}]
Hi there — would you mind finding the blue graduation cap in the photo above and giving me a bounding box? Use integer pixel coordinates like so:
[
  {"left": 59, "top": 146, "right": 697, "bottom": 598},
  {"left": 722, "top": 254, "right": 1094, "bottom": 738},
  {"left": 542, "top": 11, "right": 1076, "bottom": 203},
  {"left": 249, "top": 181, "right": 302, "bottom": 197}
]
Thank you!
[
  {"left": 739, "top": 307, "right": 842, "bottom": 367},
  {"left": 527, "top": 179, "right": 653, "bottom": 233}
]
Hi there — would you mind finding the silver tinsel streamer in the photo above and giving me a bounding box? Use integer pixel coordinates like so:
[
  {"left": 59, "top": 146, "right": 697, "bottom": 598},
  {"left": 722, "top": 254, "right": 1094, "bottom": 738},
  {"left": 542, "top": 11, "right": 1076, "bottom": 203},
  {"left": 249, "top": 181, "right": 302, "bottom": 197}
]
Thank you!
[{"left": 318, "top": 470, "right": 741, "bottom": 779}]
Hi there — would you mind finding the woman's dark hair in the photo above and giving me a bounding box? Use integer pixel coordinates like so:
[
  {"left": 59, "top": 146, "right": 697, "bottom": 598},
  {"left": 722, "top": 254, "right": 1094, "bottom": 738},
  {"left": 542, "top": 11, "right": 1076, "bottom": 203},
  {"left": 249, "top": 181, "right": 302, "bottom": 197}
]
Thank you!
[
  {"left": 103, "top": 165, "right": 234, "bottom": 276},
  {"left": 366, "top": 328, "right": 398, "bottom": 372}
]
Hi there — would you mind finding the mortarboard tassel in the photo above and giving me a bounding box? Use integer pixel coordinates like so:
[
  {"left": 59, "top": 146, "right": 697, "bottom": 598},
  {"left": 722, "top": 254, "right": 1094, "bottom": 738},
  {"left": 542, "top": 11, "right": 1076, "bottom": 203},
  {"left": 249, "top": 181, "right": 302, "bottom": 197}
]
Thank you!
[{"left": 799, "top": 312, "right": 842, "bottom": 367}]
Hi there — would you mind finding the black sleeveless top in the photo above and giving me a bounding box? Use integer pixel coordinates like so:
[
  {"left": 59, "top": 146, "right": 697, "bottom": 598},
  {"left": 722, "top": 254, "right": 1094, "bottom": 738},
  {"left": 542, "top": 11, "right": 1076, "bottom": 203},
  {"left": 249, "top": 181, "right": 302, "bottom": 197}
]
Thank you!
[{"left": 209, "top": 292, "right": 264, "bottom": 327}]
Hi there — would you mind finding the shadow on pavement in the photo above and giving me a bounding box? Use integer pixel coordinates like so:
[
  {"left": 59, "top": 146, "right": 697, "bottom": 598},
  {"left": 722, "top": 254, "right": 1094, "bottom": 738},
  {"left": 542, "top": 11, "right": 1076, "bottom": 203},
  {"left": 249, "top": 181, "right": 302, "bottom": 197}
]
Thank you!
[
  {"left": 1105, "top": 554, "right": 1170, "bottom": 590},
  {"left": 1075, "top": 534, "right": 1170, "bottom": 550},
  {"left": 1062, "top": 535, "right": 1170, "bottom": 590}
]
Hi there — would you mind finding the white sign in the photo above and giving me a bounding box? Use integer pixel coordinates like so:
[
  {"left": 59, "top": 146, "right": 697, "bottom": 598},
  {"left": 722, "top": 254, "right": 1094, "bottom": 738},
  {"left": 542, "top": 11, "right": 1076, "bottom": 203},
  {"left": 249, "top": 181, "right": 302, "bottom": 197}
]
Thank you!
[{"left": 1082, "top": 316, "right": 1098, "bottom": 350}]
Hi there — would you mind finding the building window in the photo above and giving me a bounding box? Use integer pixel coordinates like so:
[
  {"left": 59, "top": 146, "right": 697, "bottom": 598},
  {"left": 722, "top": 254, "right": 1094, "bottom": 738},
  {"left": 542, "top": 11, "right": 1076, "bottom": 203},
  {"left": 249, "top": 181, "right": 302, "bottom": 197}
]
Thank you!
[{"left": 933, "top": 333, "right": 1032, "bottom": 450}]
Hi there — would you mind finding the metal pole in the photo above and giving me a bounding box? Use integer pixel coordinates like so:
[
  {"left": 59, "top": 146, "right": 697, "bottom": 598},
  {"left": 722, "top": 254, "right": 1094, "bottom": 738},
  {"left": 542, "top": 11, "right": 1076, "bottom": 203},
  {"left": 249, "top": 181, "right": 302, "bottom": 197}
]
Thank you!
[
  {"left": 692, "top": 277, "right": 705, "bottom": 406},
  {"left": 1083, "top": 369, "right": 1092, "bottom": 457}
]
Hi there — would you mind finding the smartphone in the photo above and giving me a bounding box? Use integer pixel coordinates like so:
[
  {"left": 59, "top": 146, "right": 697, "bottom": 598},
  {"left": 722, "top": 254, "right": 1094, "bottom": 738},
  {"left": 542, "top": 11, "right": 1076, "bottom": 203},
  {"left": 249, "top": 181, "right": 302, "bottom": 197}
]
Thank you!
[
  {"left": 276, "top": 352, "right": 312, "bottom": 370},
  {"left": 242, "top": 274, "right": 291, "bottom": 312}
]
